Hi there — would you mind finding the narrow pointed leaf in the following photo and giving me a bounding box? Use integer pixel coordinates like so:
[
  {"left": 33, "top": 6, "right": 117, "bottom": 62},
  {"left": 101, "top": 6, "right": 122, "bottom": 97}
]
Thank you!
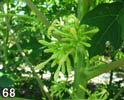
[{"left": 54, "top": 64, "right": 61, "bottom": 81}]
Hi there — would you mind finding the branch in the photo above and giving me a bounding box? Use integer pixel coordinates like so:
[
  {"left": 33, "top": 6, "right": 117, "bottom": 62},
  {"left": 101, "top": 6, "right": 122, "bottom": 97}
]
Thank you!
[
  {"left": 86, "top": 58, "right": 124, "bottom": 80},
  {"left": 77, "top": 0, "right": 90, "bottom": 20},
  {"left": 24, "top": 0, "right": 50, "bottom": 28}
]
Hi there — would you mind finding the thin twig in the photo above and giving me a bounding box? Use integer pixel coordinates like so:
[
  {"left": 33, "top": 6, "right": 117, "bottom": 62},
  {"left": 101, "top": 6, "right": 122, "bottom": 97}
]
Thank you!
[{"left": 24, "top": 0, "right": 50, "bottom": 28}]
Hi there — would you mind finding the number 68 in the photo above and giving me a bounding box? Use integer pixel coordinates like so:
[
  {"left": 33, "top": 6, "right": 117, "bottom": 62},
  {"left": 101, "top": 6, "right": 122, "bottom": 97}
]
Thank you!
[{"left": 2, "top": 88, "right": 15, "bottom": 98}]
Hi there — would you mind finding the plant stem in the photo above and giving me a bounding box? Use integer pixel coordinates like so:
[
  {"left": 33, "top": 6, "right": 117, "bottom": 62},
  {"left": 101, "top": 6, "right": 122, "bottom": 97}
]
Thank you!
[
  {"left": 24, "top": 0, "right": 50, "bottom": 28},
  {"left": 73, "top": 46, "right": 88, "bottom": 99},
  {"left": 77, "top": 0, "right": 90, "bottom": 21},
  {"left": 2, "top": 3, "right": 9, "bottom": 72},
  {"left": 75, "top": 0, "right": 91, "bottom": 96},
  {"left": 109, "top": 70, "right": 113, "bottom": 86},
  {"left": 87, "top": 58, "right": 124, "bottom": 80}
]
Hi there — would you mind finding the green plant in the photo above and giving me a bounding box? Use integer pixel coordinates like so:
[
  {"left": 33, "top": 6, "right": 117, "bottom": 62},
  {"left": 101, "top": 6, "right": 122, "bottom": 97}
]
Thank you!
[
  {"left": 50, "top": 81, "right": 71, "bottom": 99},
  {"left": 34, "top": 0, "right": 124, "bottom": 99},
  {"left": 0, "top": 0, "right": 124, "bottom": 100},
  {"left": 79, "top": 85, "right": 111, "bottom": 100}
]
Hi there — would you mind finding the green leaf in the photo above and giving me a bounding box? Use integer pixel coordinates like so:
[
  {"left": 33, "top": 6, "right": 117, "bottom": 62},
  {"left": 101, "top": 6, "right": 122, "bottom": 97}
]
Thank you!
[
  {"left": 51, "top": 59, "right": 57, "bottom": 67},
  {"left": 80, "top": 2, "right": 124, "bottom": 58},
  {"left": 0, "top": 76, "right": 14, "bottom": 88},
  {"left": 62, "top": 63, "right": 65, "bottom": 74},
  {"left": 39, "top": 40, "right": 54, "bottom": 47},
  {"left": 54, "top": 64, "right": 61, "bottom": 81},
  {"left": 35, "top": 55, "right": 53, "bottom": 70},
  {"left": 82, "top": 28, "right": 99, "bottom": 35},
  {"left": 66, "top": 58, "right": 71, "bottom": 75},
  {"left": 59, "top": 49, "right": 73, "bottom": 64}
]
